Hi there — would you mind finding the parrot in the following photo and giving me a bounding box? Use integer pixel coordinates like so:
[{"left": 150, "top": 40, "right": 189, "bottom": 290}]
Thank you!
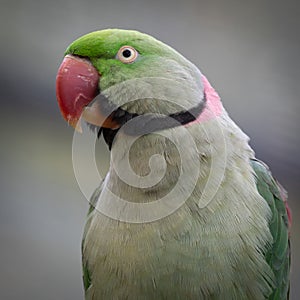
[{"left": 56, "top": 29, "right": 291, "bottom": 299}]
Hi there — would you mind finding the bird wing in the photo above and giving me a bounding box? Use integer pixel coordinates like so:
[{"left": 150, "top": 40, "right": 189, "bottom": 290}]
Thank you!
[
  {"left": 81, "top": 181, "right": 104, "bottom": 293},
  {"left": 251, "top": 159, "right": 291, "bottom": 300}
]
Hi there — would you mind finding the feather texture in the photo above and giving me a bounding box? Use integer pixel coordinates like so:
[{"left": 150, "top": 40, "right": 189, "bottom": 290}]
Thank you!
[
  {"left": 251, "top": 159, "right": 291, "bottom": 299},
  {"left": 81, "top": 112, "right": 289, "bottom": 299}
]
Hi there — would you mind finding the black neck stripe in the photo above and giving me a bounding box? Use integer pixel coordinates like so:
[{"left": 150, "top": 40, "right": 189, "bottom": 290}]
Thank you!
[{"left": 97, "top": 94, "right": 206, "bottom": 149}]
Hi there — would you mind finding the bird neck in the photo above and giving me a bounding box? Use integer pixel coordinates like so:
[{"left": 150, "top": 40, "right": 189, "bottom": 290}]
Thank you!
[
  {"left": 107, "top": 125, "right": 196, "bottom": 202},
  {"left": 187, "top": 74, "right": 223, "bottom": 126},
  {"left": 105, "top": 75, "right": 225, "bottom": 200}
]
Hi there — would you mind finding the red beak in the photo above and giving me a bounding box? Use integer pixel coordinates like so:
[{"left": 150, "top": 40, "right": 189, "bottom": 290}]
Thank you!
[{"left": 56, "top": 55, "right": 119, "bottom": 131}]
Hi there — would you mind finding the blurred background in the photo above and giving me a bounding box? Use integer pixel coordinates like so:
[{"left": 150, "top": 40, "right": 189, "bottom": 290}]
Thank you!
[{"left": 1, "top": 0, "right": 299, "bottom": 299}]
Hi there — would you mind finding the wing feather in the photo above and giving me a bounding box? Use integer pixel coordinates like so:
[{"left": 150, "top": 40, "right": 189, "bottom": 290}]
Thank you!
[
  {"left": 82, "top": 181, "right": 104, "bottom": 293},
  {"left": 251, "top": 159, "right": 291, "bottom": 300}
]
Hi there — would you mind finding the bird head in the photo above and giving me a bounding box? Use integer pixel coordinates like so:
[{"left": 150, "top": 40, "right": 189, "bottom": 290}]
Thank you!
[{"left": 56, "top": 29, "right": 207, "bottom": 143}]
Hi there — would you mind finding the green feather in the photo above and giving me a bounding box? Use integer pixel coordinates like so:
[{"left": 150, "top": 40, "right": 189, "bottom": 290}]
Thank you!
[
  {"left": 251, "top": 159, "right": 290, "bottom": 300},
  {"left": 64, "top": 29, "right": 202, "bottom": 114},
  {"left": 81, "top": 182, "right": 104, "bottom": 293}
]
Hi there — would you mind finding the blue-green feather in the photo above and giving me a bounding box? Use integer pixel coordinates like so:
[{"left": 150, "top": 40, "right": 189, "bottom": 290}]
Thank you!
[{"left": 251, "top": 159, "right": 291, "bottom": 300}]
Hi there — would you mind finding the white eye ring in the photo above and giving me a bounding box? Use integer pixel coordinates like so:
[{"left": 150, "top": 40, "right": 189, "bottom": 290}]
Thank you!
[{"left": 117, "top": 46, "right": 138, "bottom": 63}]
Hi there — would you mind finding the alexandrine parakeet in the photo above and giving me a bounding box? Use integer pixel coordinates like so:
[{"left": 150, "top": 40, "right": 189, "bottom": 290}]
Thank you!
[{"left": 56, "top": 29, "right": 291, "bottom": 299}]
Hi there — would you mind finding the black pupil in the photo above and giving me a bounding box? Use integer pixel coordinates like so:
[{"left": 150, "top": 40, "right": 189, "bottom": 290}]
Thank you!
[{"left": 122, "top": 49, "right": 132, "bottom": 58}]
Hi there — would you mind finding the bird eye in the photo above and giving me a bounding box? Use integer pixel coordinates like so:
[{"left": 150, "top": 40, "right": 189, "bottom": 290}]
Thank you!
[{"left": 117, "top": 46, "right": 138, "bottom": 63}]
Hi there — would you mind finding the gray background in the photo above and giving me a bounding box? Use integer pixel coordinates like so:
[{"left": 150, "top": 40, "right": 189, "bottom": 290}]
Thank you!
[{"left": 1, "top": 0, "right": 299, "bottom": 299}]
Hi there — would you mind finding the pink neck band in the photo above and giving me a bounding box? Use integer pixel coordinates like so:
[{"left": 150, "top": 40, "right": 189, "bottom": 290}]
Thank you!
[{"left": 186, "top": 75, "right": 223, "bottom": 126}]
